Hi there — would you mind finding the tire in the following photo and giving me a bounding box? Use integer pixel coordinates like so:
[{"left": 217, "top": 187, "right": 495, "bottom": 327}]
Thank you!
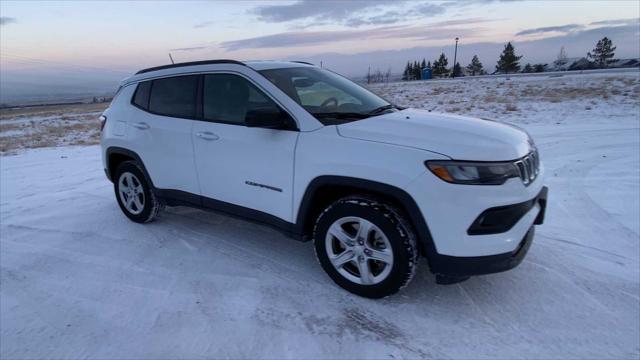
[
  {"left": 313, "top": 196, "right": 418, "bottom": 298},
  {"left": 113, "top": 160, "right": 161, "bottom": 223}
]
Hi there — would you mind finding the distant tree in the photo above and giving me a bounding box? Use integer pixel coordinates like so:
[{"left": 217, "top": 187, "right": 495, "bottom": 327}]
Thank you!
[
  {"left": 466, "top": 55, "right": 484, "bottom": 76},
  {"left": 452, "top": 62, "right": 463, "bottom": 77},
  {"left": 374, "top": 69, "right": 384, "bottom": 83},
  {"left": 588, "top": 37, "right": 617, "bottom": 68},
  {"left": 533, "top": 63, "right": 547, "bottom": 72},
  {"left": 495, "top": 42, "right": 522, "bottom": 74},
  {"left": 433, "top": 53, "right": 449, "bottom": 76},
  {"left": 414, "top": 60, "right": 421, "bottom": 79},
  {"left": 402, "top": 61, "right": 410, "bottom": 81},
  {"left": 426, "top": 61, "right": 431, "bottom": 69},
  {"left": 421, "top": 58, "right": 426, "bottom": 70},
  {"left": 522, "top": 63, "right": 533, "bottom": 73},
  {"left": 385, "top": 67, "right": 391, "bottom": 83},
  {"left": 553, "top": 46, "right": 568, "bottom": 69}
]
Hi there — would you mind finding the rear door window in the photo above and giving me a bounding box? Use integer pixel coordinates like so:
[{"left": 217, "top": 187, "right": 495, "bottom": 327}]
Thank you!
[{"left": 148, "top": 75, "right": 198, "bottom": 118}]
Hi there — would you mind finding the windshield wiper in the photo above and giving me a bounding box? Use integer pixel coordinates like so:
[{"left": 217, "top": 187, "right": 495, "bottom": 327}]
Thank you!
[
  {"left": 312, "top": 112, "right": 370, "bottom": 119},
  {"left": 312, "top": 105, "right": 398, "bottom": 121},
  {"left": 366, "top": 104, "right": 396, "bottom": 115}
]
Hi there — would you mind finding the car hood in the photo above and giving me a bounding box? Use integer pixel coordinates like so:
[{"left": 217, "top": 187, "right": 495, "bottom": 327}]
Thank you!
[{"left": 336, "top": 109, "right": 532, "bottom": 161}]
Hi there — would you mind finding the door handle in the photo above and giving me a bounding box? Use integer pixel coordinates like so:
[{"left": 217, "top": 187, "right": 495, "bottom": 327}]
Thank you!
[
  {"left": 195, "top": 131, "right": 219, "bottom": 141},
  {"left": 132, "top": 122, "right": 150, "bottom": 130}
]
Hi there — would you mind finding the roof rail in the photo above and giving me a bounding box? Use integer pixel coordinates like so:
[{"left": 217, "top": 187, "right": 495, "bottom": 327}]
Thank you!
[{"left": 135, "top": 59, "right": 245, "bottom": 75}]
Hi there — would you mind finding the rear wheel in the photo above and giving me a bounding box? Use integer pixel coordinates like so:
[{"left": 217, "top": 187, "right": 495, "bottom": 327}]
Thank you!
[
  {"left": 113, "top": 161, "right": 161, "bottom": 223},
  {"left": 313, "top": 196, "right": 418, "bottom": 298}
]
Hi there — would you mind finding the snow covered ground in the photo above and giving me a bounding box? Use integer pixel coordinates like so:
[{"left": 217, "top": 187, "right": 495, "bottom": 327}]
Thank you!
[
  {"left": 1, "top": 72, "right": 639, "bottom": 359},
  {"left": 0, "top": 103, "right": 107, "bottom": 155}
]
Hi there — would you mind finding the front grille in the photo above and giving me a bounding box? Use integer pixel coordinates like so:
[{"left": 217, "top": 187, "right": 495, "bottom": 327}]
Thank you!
[{"left": 514, "top": 150, "right": 540, "bottom": 186}]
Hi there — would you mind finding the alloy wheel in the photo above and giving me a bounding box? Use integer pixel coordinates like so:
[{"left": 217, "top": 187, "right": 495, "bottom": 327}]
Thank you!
[
  {"left": 324, "top": 216, "right": 394, "bottom": 285},
  {"left": 118, "top": 172, "right": 145, "bottom": 215}
]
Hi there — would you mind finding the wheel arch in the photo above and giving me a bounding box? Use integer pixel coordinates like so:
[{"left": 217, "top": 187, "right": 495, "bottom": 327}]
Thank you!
[
  {"left": 295, "top": 175, "right": 438, "bottom": 262},
  {"left": 105, "top": 147, "right": 155, "bottom": 188}
]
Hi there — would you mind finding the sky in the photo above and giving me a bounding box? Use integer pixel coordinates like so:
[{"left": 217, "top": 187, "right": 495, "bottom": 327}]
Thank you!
[{"left": 1, "top": 0, "right": 639, "bottom": 102}]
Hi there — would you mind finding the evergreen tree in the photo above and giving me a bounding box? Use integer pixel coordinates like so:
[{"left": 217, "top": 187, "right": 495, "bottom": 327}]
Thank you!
[
  {"left": 433, "top": 53, "right": 449, "bottom": 76},
  {"left": 533, "top": 63, "right": 547, "bottom": 73},
  {"left": 427, "top": 61, "right": 431, "bottom": 69},
  {"left": 452, "top": 62, "right": 463, "bottom": 77},
  {"left": 466, "top": 55, "right": 484, "bottom": 76},
  {"left": 414, "top": 60, "right": 421, "bottom": 79},
  {"left": 402, "top": 61, "right": 410, "bottom": 81},
  {"left": 588, "top": 37, "right": 616, "bottom": 68},
  {"left": 495, "top": 42, "right": 522, "bottom": 74},
  {"left": 522, "top": 63, "right": 533, "bottom": 73},
  {"left": 421, "top": 59, "right": 426, "bottom": 70}
]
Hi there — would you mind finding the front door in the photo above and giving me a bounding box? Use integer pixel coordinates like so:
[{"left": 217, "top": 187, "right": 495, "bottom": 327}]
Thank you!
[{"left": 192, "top": 73, "right": 298, "bottom": 222}]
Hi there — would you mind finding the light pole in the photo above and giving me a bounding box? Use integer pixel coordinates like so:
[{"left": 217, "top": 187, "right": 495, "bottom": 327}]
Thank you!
[{"left": 452, "top": 37, "right": 459, "bottom": 78}]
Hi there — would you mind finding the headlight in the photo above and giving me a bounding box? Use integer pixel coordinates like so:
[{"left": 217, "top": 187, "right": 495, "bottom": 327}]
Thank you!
[{"left": 425, "top": 160, "right": 520, "bottom": 185}]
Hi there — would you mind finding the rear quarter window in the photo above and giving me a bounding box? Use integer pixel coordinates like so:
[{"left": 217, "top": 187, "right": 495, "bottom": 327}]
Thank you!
[{"left": 132, "top": 81, "right": 151, "bottom": 109}]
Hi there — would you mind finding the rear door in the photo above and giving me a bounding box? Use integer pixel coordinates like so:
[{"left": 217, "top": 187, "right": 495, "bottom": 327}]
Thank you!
[
  {"left": 127, "top": 75, "right": 200, "bottom": 194},
  {"left": 192, "top": 73, "right": 298, "bottom": 222}
]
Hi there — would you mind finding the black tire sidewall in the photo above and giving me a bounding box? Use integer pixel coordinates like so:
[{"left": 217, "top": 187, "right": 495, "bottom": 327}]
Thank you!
[
  {"left": 113, "top": 161, "right": 155, "bottom": 223},
  {"left": 314, "top": 198, "right": 416, "bottom": 298}
]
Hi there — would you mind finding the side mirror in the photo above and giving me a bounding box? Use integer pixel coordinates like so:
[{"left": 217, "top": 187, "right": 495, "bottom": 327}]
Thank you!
[{"left": 245, "top": 107, "right": 294, "bottom": 130}]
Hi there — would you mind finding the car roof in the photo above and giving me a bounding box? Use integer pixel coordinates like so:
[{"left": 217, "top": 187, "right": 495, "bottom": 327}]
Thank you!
[
  {"left": 244, "top": 60, "right": 313, "bottom": 71},
  {"left": 122, "top": 60, "right": 314, "bottom": 86}
]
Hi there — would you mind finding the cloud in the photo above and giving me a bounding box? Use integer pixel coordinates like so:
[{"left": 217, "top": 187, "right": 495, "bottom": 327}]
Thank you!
[
  {"left": 193, "top": 21, "right": 215, "bottom": 29},
  {"left": 252, "top": 0, "right": 392, "bottom": 23},
  {"left": 442, "top": 0, "right": 522, "bottom": 8},
  {"left": 220, "top": 22, "right": 484, "bottom": 51},
  {"left": 345, "top": 4, "right": 447, "bottom": 27},
  {"left": 590, "top": 18, "right": 639, "bottom": 26},
  {"left": 250, "top": 1, "right": 451, "bottom": 28},
  {"left": 516, "top": 24, "right": 584, "bottom": 36},
  {"left": 170, "top": 46, "right": 208, "bottom": 52},
  {"left": 0, "top": 17, "right": 16, "bottom": 26},
  {"left": 516, "top": 18, "right": 640, "bottom": 37},
  {"left": 249, "top": 0, "right": 517, "bottom": 28}
]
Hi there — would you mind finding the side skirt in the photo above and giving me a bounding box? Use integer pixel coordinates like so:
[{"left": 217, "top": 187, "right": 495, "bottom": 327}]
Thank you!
[{"left": 154, "top": 189, "right": 307, "bottom": 242}]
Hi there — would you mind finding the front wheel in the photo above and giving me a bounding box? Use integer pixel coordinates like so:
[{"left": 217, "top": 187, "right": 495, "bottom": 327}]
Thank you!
[{"left": 313, "top": 196, "right": 418, "bottom": 298}]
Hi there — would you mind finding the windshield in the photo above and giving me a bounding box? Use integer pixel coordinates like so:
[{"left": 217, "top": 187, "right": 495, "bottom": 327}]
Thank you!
[{"left": 259, "top": 67, "right": 394, "bottom": 125}]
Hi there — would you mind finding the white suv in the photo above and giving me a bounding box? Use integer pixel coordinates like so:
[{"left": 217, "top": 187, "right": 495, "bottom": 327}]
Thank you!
[{"left": 100, "top": 60, "right": 547, "bottom": 298}]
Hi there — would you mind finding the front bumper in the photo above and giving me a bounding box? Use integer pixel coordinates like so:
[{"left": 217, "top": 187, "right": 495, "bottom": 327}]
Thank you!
[
  {"left": 427, "top": 186, "right": 547, "bottom": 277},
  {"left": 407, "top": 164, "right": 547, "bottom": 257},
  {"left": 431, "top": 225, "right": 536, "bottom": 277},
  {"left": 468, "top": 186, "right": 547, "bottom": 235}
]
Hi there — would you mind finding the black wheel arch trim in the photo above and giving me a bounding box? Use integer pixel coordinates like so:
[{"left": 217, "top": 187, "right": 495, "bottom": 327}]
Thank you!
[
  {"left": 105, "top": 147, "right": 155, "bottom": 188},
  {"left": 295, "top": 175, "right": 441, "bottom": 267}
]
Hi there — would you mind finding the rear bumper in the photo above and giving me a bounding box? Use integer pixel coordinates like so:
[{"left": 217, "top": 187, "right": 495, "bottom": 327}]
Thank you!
[{"left": 429, "top": 186, "right": 547, "bottom": 277}]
